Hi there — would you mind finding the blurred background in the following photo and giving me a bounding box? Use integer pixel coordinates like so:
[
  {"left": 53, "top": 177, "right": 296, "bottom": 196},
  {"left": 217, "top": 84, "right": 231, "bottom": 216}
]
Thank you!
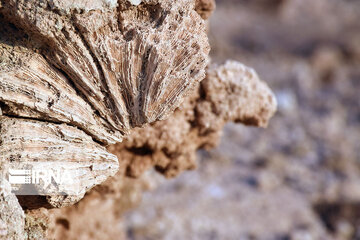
[{"left": 123, "top": 0, "right": 360, "bottom": 239}]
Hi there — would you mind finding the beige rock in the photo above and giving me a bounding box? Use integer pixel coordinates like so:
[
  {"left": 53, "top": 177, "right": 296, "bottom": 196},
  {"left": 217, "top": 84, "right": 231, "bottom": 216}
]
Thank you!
[
  {"left": 43, "top": 59, "right": 277, "bottom": 238},
  {"left": 0, "top": 180, "right": 25, "bottom": 240},
  {"left": 1, "top": 0, "right": 209, "bottom": 140},
  {"left": 0, "top": 116, "right": 119, "bottom": 207},
  {"left": 0, "top": 1, "right": 279, "bottom": 238},
  {"left": 0, "top": 20, "right": 122, "bottom": 144},
  {"left": 201, "top": 61, "right": 277, "bottom": 128},
  {"left": 195, "top": 0, "right": 216, "bottom": 19},
  {"left": 0, "top": 0, "right": 210, "bottom": 207},
  {"left": 109, "top": 61, "right": 277, "bottom": 178}
]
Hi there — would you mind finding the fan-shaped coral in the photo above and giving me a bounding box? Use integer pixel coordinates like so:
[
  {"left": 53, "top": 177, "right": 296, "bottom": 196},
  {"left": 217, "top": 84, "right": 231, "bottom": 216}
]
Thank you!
[
  {"left": 0, "top": 0, "right": 209, "bottom": 143},
  {"left": 0, "top": 0, "right": 209, "bottom": 207}
]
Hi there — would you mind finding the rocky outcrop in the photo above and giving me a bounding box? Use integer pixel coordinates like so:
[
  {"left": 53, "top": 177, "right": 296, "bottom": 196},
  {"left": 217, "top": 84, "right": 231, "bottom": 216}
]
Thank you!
[
  {"left": 45, "top": 60, "right": 276, "bottom": 239},
  {"left": 0, "top": 0, "right": 277, "bottom": 238},
  {"left": 0, "top": 180, "right": 25, "bottom": 240},
  {"left": 0, "top": 0, "right": 210, "bottom": 208},
  {"left": 109, "top": 61, "right": 276, "bottom": 178},
  {"left": 0, "top": 0, "right": 209, "bottom": 143}
]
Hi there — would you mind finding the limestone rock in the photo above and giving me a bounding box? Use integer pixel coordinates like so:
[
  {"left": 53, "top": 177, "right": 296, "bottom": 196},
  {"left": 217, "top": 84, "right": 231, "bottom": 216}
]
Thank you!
[
  {"left": 195, "top": 0, "right": 216, "bottom": 19},
  {"left": 109, "top": 60, "right": 277, "bottom": 178},
  {"left": 0, "top": 0, "right": 209, "bottom": 207},
  {"left": 45, "top": 60, "right": 277, "bottom": 238},
  {"left": 1, "top": 0, "right": 210, "bottom": 141},
  {"left": 0, "top": 1, "right": 278, "bottom": 238},
  {"left": 0, "top": 179, "right": 25, "bottom": 240},
  {"left": 200, "top": 61, "right": 277, "bottom": 128},
  {"left": 0, "top": 116, "right": 119, "bottom": 207},
  {"left": 0, "top": 18, "right": 122, "bottom": 144}
]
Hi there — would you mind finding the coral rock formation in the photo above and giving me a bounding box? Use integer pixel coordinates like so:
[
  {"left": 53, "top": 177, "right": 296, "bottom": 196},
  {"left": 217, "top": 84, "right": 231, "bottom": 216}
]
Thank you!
[
  {"left": 0, "top": 116, "right": 119, "bottom": 208},
  {"left": 45, "top": 60, "right": 276, "bottom": 239},
  {"left": 0, "top": 0, "right": 209, "bottom": 206},
  {"left": 110, "top": 61, "right": 276, "bottom": 178},
  {"left": 0, "top": 0, "right": 209, "bottom": 143},
  {"left": 0, "top": 0, "right": 277, "bottom": 239}
]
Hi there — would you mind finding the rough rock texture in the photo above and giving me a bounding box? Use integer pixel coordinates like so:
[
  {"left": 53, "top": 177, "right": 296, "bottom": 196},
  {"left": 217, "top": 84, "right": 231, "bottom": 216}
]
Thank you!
[
  {"left": 0, "top": 116, "right": 119, "bottom": 208},
  {"left": 0, "top": 17, "right": 123, "bottom": 144},
  {"left": 0, "top": 0, "right": 279, "bottom": 239},
  {"left": 24, "top": 209, "right": 49, "bottom": 240},
  {"left": 200, "top": 61, "right": 276, "bottom": 129},
  {"left": 0, "top": 0, "right": 210, "bottom": 208},
  {"left": 46, "top": 174, "right": 152, "bottom": 240},
  {"left": 39, "top": 60, "right": 275, "bottom": 239},
  {"left": 0, "top": 180, "right": 25, "bottom": 240},
  {"left": 121, "top": 0, "right": 360, "bottom": 239},
  {"left": 109, "top": 61, "right": 276, "bottom": 179},
  {"left": 0, "top": 0, "right": 209, "bottom": 142},
  {"left": 195, "top": 0, "right": 216, "bottom": 19}
]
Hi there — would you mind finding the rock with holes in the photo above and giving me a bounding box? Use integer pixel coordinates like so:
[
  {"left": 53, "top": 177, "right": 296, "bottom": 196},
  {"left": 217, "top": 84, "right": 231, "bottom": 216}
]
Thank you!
[{"left": 200, "top": 61, "right": 277, "bottom": 128}]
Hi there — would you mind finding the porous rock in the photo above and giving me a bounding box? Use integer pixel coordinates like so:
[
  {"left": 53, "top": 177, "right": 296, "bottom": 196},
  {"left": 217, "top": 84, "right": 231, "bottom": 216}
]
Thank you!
[
  {"left": 44, "top": 60, "right": 276, "bottom": 239},
  {"left": 0, "top": 1, "right": 278, "bottom": 238},
  {"left": 109, "top": 60, "right": 277, "bottom": 178}
]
